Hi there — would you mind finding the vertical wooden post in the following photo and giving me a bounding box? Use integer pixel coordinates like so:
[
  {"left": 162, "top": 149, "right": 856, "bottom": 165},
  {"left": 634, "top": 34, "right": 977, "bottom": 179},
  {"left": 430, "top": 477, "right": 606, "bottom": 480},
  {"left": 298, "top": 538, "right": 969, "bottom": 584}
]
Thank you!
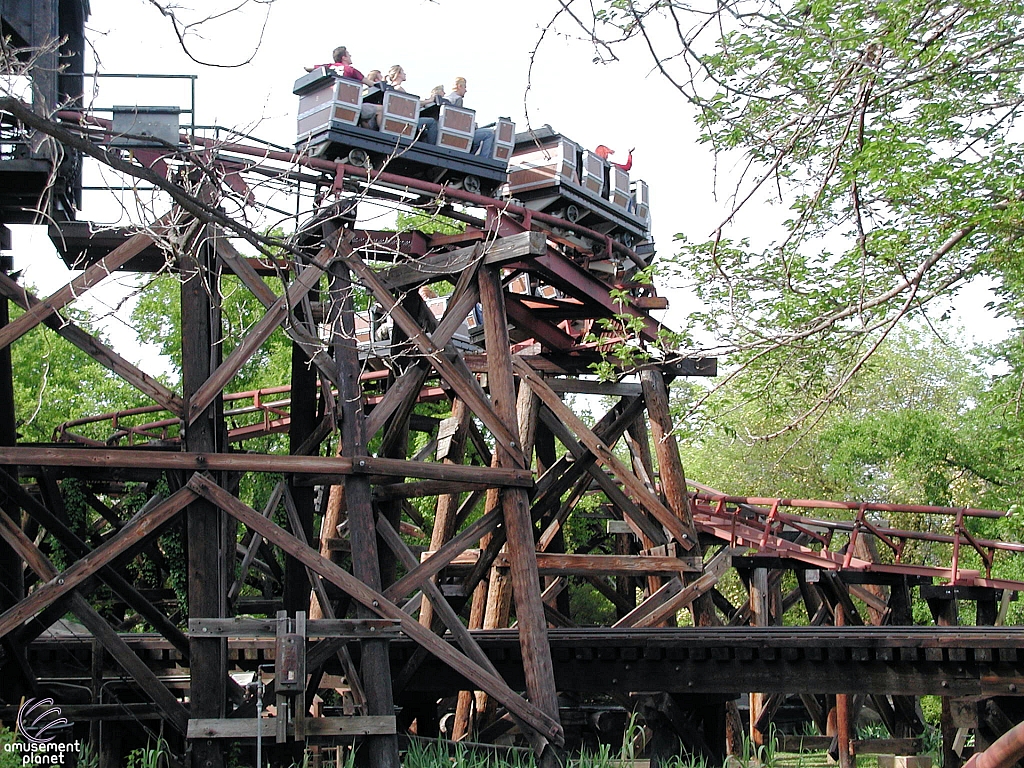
[
  {"left": 420, "top": 398, "right": 470, "bottom": 630},
  {"left": 0, "top": 274, "right": 28, "bottom": 706},
  {"left": 286, "top": 277, "right": 318, "bottom": 618},
  {"left": 331, "top": 260, "right": 400, "bottom": 768},
  {"left": 181, "top": 234, "right": 226, "bottom": 768},
  {"left": 478, "top": 265, "right": 562, "bottom": 752},
  {"left": 832, "top": 605, "right": 853, "bottom": 768},
  {"left": 749, "top": 566, "right": 770, "bottom": 747},
  {"left": 930, "top": 595, "right": 961, "bottom": 768}
]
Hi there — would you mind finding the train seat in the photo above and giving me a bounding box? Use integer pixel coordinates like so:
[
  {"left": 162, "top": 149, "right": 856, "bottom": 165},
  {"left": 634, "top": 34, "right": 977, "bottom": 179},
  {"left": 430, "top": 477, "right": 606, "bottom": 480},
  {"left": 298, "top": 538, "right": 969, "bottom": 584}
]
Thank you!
[
  {"left": 380, "top": 91, "right": 420, "bottom": 139},
  {"left": 437, "top": 105, "right": 476, "bottom": 152}
]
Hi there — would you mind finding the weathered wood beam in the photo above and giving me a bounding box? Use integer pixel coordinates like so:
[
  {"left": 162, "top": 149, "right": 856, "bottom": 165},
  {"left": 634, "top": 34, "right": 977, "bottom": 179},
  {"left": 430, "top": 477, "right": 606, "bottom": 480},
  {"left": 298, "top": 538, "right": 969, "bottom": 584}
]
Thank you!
[
  {"left": 330, "top": 256, "right": 401, "bottom": 768},
  {"left": 377, "top": 516, "right": 502, "bottom": 687},
  {"left": 0, "top": 273, "right": 183, "bottom": 416},
  {"left": 0, "top": 486, "right": 195, "bottom": 639},
  {"left": 491, "top": 552, "right": 700, "bottom": 575},
  {"left": 188, "top": 716, "right": 396, "bottom": 739},
  {"left": 373, "top": 479, "right": 498, "bottom": 501},
  {"left": 364, "top": 274, "right": 479, "bottom": 441},
  {"left": 185, "top": 473, "right": 563, "bottom": 745},
  {"left": 615, "top": 547, "right": 741, "bottom": 629},
  {"left": 383, "top": 506, "right": 503, "bottom": 602},
  {"left": 0, "top": 228, "right": 155, "bottom": 350},
  {"left": 479, "top": 265, "right": 561, "bottom": 750},
  {"left": 0, "top": 447, "right": 531, "bottom": 486}
]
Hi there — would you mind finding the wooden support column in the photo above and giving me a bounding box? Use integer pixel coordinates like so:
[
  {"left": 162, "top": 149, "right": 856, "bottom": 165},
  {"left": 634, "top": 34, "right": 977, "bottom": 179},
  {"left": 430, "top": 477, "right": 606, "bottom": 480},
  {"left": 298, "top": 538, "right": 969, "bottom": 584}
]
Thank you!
[
  {"left": 0, "top": 272, "right": 27, "bottom": 706},
  {"left": 478, "top": 265, "right": 562, "bottom": 755},
  {"left": 929, "top": 593, "right": 962, "bottom": 768},
  {"left": 419, "top": 398, "right": 470, "bottom": 630},
  {"left": 835, "top": 604, "right": 854, "bottom": 768},
  {"left": 749, "top": 566, "right": 771, "bottom": 747},
  {"left": 286, "top": 267, "right": 319, "bottom": 618},
  {"left": 641, "top": 369, "right": 739, "bottom": 753},
  {"left": 181, "top": 233, "right": 227, "bottom": 768},
  {"left": 331, "top": 259, "right": 400, "bottom": 768}
]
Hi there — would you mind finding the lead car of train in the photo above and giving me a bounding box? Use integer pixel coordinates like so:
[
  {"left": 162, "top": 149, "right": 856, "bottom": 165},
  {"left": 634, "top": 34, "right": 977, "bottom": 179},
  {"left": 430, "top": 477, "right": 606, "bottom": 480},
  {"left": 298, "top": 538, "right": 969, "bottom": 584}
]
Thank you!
[{"left": 293, "top": 68, "right": 652, "bottom": 247}]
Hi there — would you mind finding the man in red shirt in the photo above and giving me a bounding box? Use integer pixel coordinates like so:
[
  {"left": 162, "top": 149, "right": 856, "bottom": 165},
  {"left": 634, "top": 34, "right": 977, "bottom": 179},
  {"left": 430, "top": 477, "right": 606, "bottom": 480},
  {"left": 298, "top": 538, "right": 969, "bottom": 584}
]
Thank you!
[{"left": 595, "top": 144, "right": 634, "bottom": 171}]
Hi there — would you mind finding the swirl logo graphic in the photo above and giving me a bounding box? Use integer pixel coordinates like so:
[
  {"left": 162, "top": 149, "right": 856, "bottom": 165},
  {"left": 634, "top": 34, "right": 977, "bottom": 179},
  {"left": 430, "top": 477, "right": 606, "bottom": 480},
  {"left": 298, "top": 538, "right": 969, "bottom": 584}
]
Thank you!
[{"left": 16, "top": 698, "right": 68, "bottom": 744}]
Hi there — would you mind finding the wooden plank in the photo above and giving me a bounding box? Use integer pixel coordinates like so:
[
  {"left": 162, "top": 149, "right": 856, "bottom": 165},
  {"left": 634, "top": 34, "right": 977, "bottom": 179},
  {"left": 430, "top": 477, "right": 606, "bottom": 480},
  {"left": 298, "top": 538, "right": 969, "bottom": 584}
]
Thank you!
[
  {"left": 491, "top": 553, "right": 701, "bottom": 575},
  {"left": 478, "top": 265, "right": 561, "bottom": 747},
  {"left": 516, "top": 356, "right": 695, "bottom": 549},
  {"left": 188, "top": 716, "right": 396, "bottom": 739},
  {"left": 373, "top": 479, "right": 499, "bottom": 501},
  {"left": 0, "top": 447, "right": 531, "bottom": 486},
  {"left": 0, "top": 486, "right": 196, "bottom": 639},
  {"left": 0, "top": 229, "right": 155, "bottom": 350},
  {"left": 0, "top": 273, "right": 183, "bottom": 416},
  {"left": 189, "top": 618, "right": 399, "bottom": 637},
  {"left": 185, "top": 473, "right": 563, "bottom": 745},
  {"left": 546, "top": 379, "right": 644, "bottom": 397}
]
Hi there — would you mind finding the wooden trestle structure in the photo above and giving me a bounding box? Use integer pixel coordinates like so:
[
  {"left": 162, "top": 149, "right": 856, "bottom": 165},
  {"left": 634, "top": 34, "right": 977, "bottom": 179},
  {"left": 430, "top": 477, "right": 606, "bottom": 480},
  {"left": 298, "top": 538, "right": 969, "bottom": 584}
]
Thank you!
[{"left": 3, "top": 18, "right": 1024, "bottom": 768}]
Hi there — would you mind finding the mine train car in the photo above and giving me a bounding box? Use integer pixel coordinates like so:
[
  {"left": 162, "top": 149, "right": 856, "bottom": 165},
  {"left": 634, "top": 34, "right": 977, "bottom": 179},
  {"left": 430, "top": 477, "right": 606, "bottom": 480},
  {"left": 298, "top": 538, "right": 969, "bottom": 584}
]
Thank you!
[
  {"left": 293, "top": 68, "right": 514, "bottom": 196},
  {"left": 507, "top": 125, "right": 652, "bottom": 248},
  {"left": 293, "top": 70, "right": 653, "bottom": 245}
]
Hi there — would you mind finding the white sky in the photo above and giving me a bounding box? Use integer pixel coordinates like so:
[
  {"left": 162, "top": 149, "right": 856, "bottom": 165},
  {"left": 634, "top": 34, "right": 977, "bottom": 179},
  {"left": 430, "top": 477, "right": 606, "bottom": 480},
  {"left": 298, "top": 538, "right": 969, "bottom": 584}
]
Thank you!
[{"left": 8, "top": 0, "right": 1011, "bottom": 355}]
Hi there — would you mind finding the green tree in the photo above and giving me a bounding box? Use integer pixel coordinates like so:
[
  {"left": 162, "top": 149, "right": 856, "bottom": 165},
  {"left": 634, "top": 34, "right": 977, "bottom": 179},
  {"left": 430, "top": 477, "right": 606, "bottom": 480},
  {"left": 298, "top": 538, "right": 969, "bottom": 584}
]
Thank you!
[
  {"left": 565, "top": 0, "right": 1024, "bottom": 430},
  {"left": 12, "top": 301, "right": 150, "bottom": 442}
]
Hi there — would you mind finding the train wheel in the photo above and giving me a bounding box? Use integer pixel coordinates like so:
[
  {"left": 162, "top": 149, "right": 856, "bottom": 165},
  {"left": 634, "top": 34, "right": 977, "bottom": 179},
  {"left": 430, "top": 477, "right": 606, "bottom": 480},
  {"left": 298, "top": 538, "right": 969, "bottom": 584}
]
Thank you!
[
  {"left": 463, "top": 175, "right": 482, "bottom": 195},
  {"left": 566, "top": 204, "right": 582, "bottom": 223},
  {"left": 346, "top": 148, "right": 369, "bottom": 168}
]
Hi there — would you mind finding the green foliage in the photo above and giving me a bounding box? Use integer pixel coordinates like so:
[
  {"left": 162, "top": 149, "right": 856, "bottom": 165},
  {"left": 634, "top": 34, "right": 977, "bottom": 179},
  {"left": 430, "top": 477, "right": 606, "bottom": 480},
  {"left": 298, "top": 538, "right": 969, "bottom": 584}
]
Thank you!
[
  {"left": 0, "top": 726, "right": 21, "bottom": 768},
  {"left": 11, "top": 298, "right": 149, "bottom": 442},
  {"left": 131, "top": 273, "right": 292, "bottom": 392},
  {"left": 124, "top": 739, "right": 168, "bottom": 768},
  {"left": 395, "top": 211, "right": 465, "bottom": 236}
]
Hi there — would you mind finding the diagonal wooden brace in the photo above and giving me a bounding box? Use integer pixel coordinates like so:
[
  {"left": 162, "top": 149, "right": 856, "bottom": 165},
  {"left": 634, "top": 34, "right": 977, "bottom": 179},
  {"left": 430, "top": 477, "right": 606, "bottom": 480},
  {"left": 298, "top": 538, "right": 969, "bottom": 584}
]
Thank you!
[
  {"left": 0, "top": 486, "right": 197, "bottom": 640},
  {"left": 0, "top": 272, "right": 183, "bottom": 416},
  {"left": 513, "top": 355, "right": 694, "bottom": 549},
  {"left": 0, "top": 229, "right": 157, "bottom": 350},
  {"left": 186, "top": 472, "right": 564, "bottom": 746}
]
